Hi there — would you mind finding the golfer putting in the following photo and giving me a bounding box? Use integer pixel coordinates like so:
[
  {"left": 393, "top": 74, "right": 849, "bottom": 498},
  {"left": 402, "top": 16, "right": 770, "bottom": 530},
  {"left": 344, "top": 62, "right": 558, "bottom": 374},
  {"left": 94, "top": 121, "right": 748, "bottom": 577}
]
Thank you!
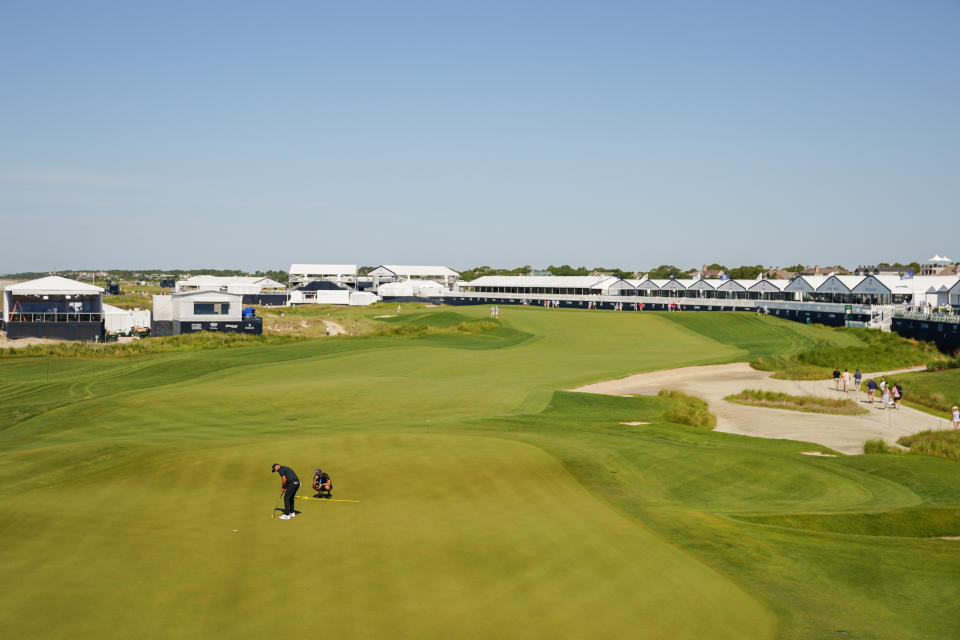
[{"left": 271, "top": 463, "right": 300, "bottom": 520}]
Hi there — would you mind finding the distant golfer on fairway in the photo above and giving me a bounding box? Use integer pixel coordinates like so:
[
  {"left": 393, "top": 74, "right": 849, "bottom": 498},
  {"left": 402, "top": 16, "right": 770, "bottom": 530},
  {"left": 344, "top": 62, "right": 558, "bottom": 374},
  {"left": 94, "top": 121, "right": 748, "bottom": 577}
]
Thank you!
[
  {"left": 312, "top": 468, "right": 333, "bottom": 499},
  {"left": 272, "top": 463, "right": 300, "bottom": 520}
]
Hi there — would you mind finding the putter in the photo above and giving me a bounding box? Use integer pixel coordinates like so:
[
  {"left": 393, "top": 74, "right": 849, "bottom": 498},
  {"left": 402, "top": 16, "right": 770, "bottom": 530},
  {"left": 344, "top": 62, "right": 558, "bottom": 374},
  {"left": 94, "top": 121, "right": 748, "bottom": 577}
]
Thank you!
[{"left": 271, "top": 492, "right": 284, "bottom": 518}]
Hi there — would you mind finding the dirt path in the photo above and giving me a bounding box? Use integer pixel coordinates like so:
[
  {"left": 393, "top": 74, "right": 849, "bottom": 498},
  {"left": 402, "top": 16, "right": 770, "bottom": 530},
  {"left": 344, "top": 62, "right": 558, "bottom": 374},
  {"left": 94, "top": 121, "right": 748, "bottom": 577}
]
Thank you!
[
  {"left": 572, "top": 363, "right": 943, "bottom": 455},
  {"left": 322, "top": 320, "right": 347, "bottom": 335}
]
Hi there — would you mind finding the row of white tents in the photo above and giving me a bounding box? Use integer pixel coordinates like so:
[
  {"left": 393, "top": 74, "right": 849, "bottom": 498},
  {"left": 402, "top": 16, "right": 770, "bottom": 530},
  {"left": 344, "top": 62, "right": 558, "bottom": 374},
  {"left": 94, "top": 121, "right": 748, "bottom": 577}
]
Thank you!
[
  {"left": 176, "top": 266, "right": 461, "bottom": 302},
  {"left": 455, "top": 273, "right": 960, "bottom": 306}
]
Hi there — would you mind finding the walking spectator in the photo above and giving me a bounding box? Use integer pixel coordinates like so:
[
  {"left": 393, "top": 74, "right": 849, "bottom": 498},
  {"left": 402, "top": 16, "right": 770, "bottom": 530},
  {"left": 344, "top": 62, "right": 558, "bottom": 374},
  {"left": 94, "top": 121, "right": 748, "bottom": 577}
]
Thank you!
[
  {"left": 854, "top": 368, "right": 862, "bottom": 391},
  {"left": 893, "top": 383, "right": 902, "bottom": 409},
  {"left": 866, "top": 378, "right": 877, "bottom": 403},
  {"left": 952, "top": 405, "right": 959, "bottom": 430},
  {"left": 833, "top": 367, "right": 841, "bottom": 391},
  {"left": 881, "top": 384, "right": 890, "bottom": 410},
  {"left": 841, "top": 369, "right": 851, "bottom": 392}
]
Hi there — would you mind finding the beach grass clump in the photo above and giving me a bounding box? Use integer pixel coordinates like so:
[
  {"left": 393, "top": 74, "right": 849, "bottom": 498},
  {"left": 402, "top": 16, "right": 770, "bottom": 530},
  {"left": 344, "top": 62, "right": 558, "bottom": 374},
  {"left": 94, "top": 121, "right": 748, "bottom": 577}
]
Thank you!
[
  {"left": 752, "top": 328, "right": 936, "bottom": 380},
  {"left": 926, "top": 353, "right": 960, "bottom": 371},
  {"left": 725, "top": 389, "right": 867, "bottom": 415},
  {"left": 863, "top": 439, "right": 903, "bottom": 455},
  {"left": 658, "top": 390, "right": 717, "bottom": 429},
  {"left": 897, "top": 430, "right": 960, "bottom": 461},
  {"left": 893, "top": 368, "right": 960, "bottom": 415},
  {"left": 0, "top": 331, "right": 302, "bottom": 358}
]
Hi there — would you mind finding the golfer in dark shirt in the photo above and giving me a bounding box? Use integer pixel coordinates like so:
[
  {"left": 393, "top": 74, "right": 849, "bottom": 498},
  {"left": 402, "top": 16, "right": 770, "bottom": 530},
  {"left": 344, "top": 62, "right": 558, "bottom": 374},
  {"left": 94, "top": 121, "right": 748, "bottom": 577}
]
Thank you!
[{"left": 272, "top": 463, "right": 300, "bottom": 520}]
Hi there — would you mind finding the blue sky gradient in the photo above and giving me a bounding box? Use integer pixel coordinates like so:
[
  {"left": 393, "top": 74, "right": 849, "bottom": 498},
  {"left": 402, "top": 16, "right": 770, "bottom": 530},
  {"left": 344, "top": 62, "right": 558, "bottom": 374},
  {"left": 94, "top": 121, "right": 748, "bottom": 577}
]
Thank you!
[{"left": 1, "top": 1, "right": 957, "bottom": 272}]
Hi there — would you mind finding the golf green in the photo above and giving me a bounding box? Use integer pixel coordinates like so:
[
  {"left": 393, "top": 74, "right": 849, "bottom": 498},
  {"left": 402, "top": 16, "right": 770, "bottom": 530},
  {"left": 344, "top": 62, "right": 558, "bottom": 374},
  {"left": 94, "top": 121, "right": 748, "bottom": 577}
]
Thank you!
[{"left": 1, "top": 307, "right": 957, "bottom": 639}]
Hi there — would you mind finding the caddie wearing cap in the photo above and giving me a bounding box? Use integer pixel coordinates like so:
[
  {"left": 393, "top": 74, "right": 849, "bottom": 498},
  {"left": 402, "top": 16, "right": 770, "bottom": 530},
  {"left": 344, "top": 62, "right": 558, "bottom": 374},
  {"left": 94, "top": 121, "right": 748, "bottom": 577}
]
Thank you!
[{"left": 312, "top": 468, "right": 333, "bottom": 499}]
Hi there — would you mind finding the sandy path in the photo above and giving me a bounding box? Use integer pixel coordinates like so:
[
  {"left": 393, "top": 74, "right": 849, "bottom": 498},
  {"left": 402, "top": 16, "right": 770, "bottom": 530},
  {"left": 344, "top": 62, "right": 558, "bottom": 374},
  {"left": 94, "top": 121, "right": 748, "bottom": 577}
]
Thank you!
[
  {"left": 572, "top": 363, "right": 943, "bottom": 455},
  {"left": 322, "top": 320, "right": 347, "bottom": 335}
]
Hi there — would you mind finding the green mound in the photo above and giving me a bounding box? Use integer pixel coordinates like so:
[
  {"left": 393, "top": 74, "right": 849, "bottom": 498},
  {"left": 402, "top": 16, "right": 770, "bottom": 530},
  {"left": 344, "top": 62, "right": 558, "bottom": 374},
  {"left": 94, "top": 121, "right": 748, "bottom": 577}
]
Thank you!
[{"left": 734, "top": 506, "right": 960, "bottom": 538}]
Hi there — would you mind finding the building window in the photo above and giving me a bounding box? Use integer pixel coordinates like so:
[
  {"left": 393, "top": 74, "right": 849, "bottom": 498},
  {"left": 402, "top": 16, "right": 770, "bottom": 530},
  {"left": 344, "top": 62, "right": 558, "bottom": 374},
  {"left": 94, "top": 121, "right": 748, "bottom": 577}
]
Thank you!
[{"left": 194, "top": 302, "right": 230, "bottom": 315}]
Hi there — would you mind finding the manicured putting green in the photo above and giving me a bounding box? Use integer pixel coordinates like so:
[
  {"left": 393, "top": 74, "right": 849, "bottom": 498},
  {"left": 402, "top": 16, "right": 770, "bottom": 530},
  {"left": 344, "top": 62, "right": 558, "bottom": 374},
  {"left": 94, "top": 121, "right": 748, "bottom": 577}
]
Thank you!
[{"left": 0, "top": 433, "right": 773, "bottom": 639}]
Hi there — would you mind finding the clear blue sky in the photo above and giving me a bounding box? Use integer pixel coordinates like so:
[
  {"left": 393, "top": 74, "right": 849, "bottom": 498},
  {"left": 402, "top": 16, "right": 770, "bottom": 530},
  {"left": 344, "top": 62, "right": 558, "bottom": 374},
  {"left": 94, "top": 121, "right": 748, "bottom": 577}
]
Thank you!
[{"left": 1, "top": 1, "right": 957, "bottom": 273}]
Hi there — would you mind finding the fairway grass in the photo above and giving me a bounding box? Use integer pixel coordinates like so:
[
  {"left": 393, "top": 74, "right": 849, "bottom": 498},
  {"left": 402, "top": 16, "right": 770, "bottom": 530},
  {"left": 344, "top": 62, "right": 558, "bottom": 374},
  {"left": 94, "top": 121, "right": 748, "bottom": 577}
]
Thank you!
[
  {"left": 0, "top": 434, "right": 774, "bottom": 639},
  {"left": 1, "top": 308, "right": 958, "bottom": 639}
]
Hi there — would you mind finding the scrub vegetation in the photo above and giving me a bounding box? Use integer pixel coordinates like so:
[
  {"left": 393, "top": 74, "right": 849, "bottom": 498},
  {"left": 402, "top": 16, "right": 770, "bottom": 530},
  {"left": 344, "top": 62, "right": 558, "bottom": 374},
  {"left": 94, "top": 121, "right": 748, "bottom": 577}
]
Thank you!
[
  {"left": 1, "top": 308, "right": 958, "bottom": 640},
  {"left": 748, "top": 328, "right": 938, "bottom": 380},
  {"left": 897, "top": 430, "right": 960, "bottom": 461},
  {"left": 726, "top": 389, "right": 867, "bottom": 415},
  {"left": 893, "top": 368, "right": 960, "bottom": 415},
  {"left": 657, "top": 389, "right": 717, "bottom": 428},
  {"left": 0, "top": 331, "right": 303, "bottom": 358},
  {"left": 863, "top": 438, "right": 903, "bottom": 455}
]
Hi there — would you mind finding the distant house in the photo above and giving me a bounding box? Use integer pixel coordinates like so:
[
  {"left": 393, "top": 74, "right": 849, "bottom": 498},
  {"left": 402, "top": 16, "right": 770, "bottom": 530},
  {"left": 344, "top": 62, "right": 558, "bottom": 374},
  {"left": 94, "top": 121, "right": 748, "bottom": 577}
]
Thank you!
[{"left": 802, "top": 266, "right": 850, "bottom": 276}]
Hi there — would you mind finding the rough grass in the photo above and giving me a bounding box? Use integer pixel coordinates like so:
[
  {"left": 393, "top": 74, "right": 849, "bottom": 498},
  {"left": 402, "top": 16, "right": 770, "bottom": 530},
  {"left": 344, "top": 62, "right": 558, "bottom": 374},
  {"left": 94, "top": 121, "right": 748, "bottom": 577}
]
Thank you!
[
  {"left": 898, "top": 430, "right": 960, "bottom": 461},
  {"left": 750, "top": 328, "right": 936, "bottom": 380},
  {"left": 657, "top": 389, "right": 717, "bottom": 429},
  {"left": 926, "top": 353, "right": 960, "bottom": 371},
  {"left": 726, "top": 389, "right": 868, "bottom": 415},
  {"left": 891, "top": 368, "right": 960, "bottom": 415},
  {"left": 0, "top": 331, "right": 304, "bottom": 358},
  {"left": 863, "top": 438, "right": 903, "bottom": 455}
]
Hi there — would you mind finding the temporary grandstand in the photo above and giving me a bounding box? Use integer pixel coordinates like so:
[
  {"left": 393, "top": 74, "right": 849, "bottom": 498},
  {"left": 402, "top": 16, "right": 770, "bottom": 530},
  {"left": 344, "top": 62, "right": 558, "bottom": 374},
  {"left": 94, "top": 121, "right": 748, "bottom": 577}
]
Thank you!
[
  {"left": 288, "top": 264, "right": 358, "bottom": 288},
  {"left": 454, "top": 274, "right": 959, "bottom": 307},
  {"left": 175, "top": 275, "right": 287, "bottom": 306},
  {"left": 368, "top": 265, "right": 459, "bottom": 289},
  {"left": 175, "top": 275, "right": 286, "bottom": 295},
  {"left": 447, "top": 273, "right": 960, "bottom": 329},
  {"left": 3, "top": 276, "right": 104, "bottom": 340}
]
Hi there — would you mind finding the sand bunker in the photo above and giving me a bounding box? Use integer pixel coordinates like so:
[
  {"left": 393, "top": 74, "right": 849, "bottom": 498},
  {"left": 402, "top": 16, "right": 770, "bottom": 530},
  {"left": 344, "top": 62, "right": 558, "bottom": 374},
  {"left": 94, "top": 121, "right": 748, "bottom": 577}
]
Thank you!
[
  {"left": 573, "top": 363, "right": 940, "bottom": 455},
  {"left": 0, "top": 336, "right": 64, "bottom": 350}
]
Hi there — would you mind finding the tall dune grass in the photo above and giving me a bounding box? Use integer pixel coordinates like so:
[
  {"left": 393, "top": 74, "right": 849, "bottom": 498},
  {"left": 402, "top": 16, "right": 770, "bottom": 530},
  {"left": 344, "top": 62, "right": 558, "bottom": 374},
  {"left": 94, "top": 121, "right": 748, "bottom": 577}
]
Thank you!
[
  {"left": 658, "top": 390, "right": 716, "bottom": 429},
  {"left": 726, "top": 389, "right": 866, "bottom": 415}
]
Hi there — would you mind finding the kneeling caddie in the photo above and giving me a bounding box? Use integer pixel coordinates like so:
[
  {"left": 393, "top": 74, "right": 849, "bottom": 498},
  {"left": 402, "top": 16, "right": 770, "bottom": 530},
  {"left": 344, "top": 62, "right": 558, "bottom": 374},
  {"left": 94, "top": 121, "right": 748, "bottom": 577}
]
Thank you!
[
  {"left": 313, "top": 468, "right": 333, "bottom": 499},
  {"left": 272, "top": 463, "right": 300, "bottom": 520}
]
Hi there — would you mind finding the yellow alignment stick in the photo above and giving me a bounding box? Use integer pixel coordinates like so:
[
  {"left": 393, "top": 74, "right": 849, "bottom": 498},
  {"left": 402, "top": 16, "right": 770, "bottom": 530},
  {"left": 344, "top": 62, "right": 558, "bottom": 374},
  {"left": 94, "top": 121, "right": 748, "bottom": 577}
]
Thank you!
[{"left": 295, "top": 495, "right": 360, "bottom": 503}]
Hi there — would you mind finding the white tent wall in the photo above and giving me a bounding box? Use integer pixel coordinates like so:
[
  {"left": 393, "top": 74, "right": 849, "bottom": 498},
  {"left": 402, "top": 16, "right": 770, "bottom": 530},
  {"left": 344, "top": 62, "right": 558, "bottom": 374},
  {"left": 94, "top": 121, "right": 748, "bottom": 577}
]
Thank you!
[
  {"left": 289, "top": 289, "right": 351, "bottom": 305},
  {"left": 349, "top": 292, "right": 379, "bottom": 306},
  {"left": 377, "top": 279, "right": 445, "bottom": 298},
  {"left": 152, "top": 295, "right": 173, "bottom": 321},
  {"left": 103, "top": 305, "right": 152, "bottom": 334}
]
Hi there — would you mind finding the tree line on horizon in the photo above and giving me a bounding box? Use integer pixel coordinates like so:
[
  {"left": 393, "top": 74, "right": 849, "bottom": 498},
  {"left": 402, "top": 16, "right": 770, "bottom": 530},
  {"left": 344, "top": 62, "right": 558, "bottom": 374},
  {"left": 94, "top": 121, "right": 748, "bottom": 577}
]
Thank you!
[{"left": 3, "top": 260, "right": 925, "bottom": 285}]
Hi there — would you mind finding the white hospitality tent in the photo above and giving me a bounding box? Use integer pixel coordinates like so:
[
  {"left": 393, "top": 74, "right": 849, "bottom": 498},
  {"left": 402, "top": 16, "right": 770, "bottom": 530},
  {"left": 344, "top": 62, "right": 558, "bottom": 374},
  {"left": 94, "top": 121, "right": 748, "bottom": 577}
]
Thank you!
[
  {"left": 288, "top": 264, "right": 358, "bottom": 287},
  {"left": 175, "top": 275, "right": 286, "bottom": 295},
  {"left": 377, "top": 279, "right": 447, "bottom": 298},
  {"left": 4, "top": 276, "right": 104, "bottom": 321},
  {"left": 369, "top": 265, "right": 460, "bottom": 288}
]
